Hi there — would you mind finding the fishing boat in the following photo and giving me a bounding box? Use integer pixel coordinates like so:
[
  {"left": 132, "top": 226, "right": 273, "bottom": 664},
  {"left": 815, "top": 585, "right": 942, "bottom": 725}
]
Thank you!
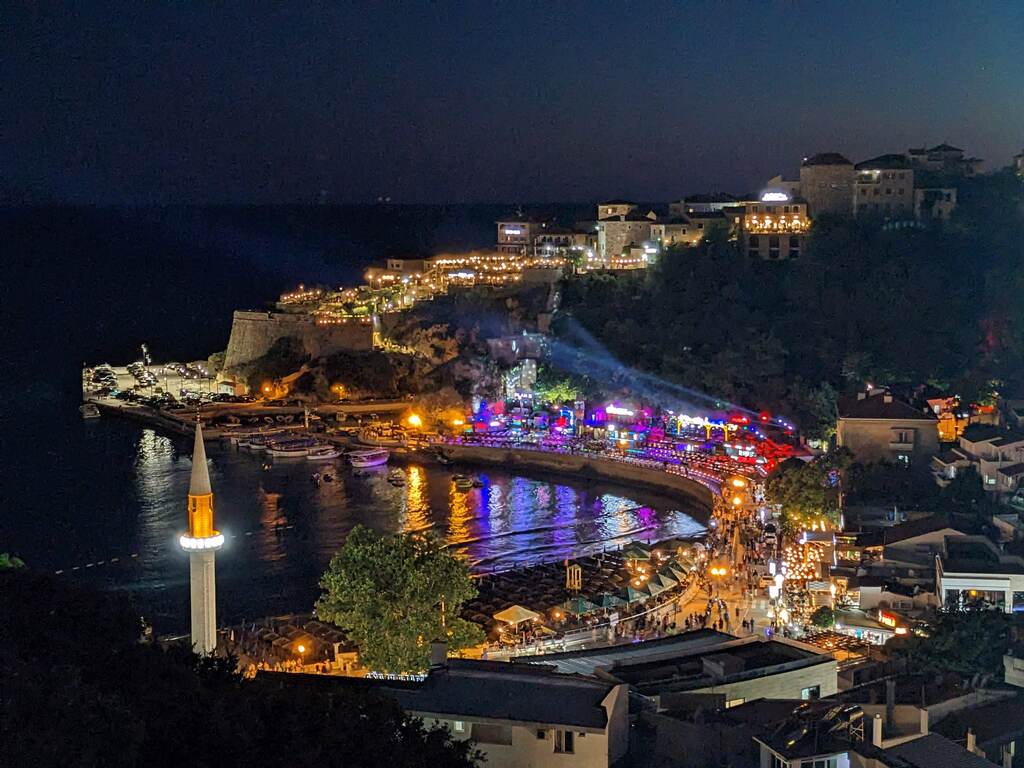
[
  {"left": 307, "top": 445, "right": 342, "bottom": 461},
  {"left": 80, "top": 403, "right": 101, "bottom": 419},
  {"left": 246, "top": 432, "right": 284, "bottom": 451},
  {"left": 454, "top": 477, "right": 474, "bottom": 492},
  {"left": 347, "top": 448, "right": 390, "bottom": 468},
  {"left": 266, "top": 438, "right": 321, "bottom": 458}
]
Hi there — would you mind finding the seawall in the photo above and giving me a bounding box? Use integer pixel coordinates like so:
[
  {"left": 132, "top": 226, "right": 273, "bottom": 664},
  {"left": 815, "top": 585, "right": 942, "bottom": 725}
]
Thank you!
[
  {"left": 222, "top": 310, "right": 375, "bottom": 376},
  {"left": 436, "top": 445, "right": 714, "bottom": 512}
]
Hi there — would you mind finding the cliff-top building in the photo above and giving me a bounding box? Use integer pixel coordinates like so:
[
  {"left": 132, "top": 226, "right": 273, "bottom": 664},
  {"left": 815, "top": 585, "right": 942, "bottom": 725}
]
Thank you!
[
  {"left": 741, "top": 191, "right": 809, "bottom": 260},
  {"left": 854, "top": 154, "right": 915, "bottom": 219},
  {"left": 799, "top": 152, "right": 855, "bottom": 217}
]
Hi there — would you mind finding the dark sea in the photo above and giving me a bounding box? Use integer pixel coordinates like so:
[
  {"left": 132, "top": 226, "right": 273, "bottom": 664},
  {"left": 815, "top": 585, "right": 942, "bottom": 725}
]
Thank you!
[{"left": 2, "top": 205, "right": 705, "bottom": 633}]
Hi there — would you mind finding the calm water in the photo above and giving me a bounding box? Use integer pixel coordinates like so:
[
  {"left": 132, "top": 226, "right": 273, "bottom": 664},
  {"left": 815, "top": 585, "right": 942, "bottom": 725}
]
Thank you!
[
  {"left": 3, "top": 204, "right": 704, "bottom": 633},
  {"left": 15, "top": 417, "right": 704, "bottom": 632}
]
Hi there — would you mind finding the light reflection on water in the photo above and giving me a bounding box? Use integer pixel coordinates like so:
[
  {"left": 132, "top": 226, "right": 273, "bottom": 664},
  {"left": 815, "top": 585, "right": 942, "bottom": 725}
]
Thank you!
[{"left": 39, "top": 422, "right": 707, "bottom": 633}]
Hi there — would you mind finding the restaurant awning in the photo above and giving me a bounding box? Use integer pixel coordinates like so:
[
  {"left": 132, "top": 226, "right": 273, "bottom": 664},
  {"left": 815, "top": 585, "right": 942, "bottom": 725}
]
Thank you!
[
  {"left": 559, "top": 597, "right": 600, "bottom": 616},
  {"left": 597, "top": 592, "right": 626, "bottom": 609},
  {"left": 493, "top": 604, "right": 541, "bottom": 625},
  {"left": 623, "top": 586, "right": 648, "bottom": 603}
]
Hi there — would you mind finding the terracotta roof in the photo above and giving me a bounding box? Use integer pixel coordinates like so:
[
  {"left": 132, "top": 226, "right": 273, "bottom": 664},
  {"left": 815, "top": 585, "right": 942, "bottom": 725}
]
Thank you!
[{"left": 837, "top": 392, "right": 935, "bottom": 421}]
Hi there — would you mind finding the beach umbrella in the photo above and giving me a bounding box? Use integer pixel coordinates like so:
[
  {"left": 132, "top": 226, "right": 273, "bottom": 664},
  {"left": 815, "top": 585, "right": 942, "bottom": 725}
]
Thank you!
[
  {"left": 622, "top": 543, "right": 651, "bottom": 561},
  {"left": 597, "top": 592, "right": 626, "bottom": 609},
  {"left": 657, "top": 572, "right": 678, "bottom": 589},
  {"left": 493, "top": 604, "right": 541, "bottom": 626},
  {"left": 559, "top": 597, "right": 599, "bottom": 616},
  {"left": 623, "top": 586, "right": 647, "bottom": 603},
  {"left": 646, "top": 580, "right": 666, "bottom": 597}
]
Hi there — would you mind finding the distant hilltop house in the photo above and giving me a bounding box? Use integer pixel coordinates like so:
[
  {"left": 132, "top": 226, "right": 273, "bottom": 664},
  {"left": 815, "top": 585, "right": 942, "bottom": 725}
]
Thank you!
[
  {"left": 932, "top": 423, "right": 1024, "bottom": 500},
  {"left": 836, "top": 389, "right": 939, "bottom": 465},
  {"left": 765, "top": 143, "right": 980, "bottom": 223}
]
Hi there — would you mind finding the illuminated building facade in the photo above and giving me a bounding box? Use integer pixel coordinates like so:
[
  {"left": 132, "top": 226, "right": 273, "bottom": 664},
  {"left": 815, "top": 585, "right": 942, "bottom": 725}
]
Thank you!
[
  {"left": 596, "top": 211, "right": 656, "bottom": 265},
  {"left": 742, "top": 193, "right": 809, "bottom": 260},
  {"left": 180, "top": 421, "right": 224, "bottom": 655}
]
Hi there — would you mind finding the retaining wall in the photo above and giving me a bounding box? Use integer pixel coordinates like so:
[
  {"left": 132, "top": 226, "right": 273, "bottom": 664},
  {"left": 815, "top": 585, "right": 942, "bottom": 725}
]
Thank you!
[
  {"left": 436, "top": 445, "right": 713, "bottom": 511},
  {"left": 222, "top": 310, "right": 375, "bottom": 374}
]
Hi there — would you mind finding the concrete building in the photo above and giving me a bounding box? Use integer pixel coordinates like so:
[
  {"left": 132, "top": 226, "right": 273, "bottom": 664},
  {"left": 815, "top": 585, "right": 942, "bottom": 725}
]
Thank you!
[
  {"left": 836, "top": 390, "right": 939, "bottom": 466},
  {"left": 742, "top": 192, "right": 810, "bottom": 260},
  {"left": 650, "top": 217, "right": 704, "bottom": 248},
  {"left": 907, "top": 143, "right": 983, "bottom": 177},
  {"left": 854, "top": 155, "right": 915, "bottom": 219},
  {"left": 799, "top": 152, "right": 855, "bottom": 217},
  {"left": 270, "top": 657, "right": 630, "bottom": 768},
  {"left": 540, "top": 634, "right": 838, "bottom": 710},
  {"left": 179, "top": 422, "right": 224, "bottom": 655},
  {"left": 496, "top": 215, "right": 553, "bottom": 255},
  {"left": 669, "top": 193, "right": 744, "bottom": 216},
  {"left": 933, "top": 424, "right": 1024, "bottom": 498},
  {"left": 935, "top": 535, "right": 1024, "bottom": 612}
]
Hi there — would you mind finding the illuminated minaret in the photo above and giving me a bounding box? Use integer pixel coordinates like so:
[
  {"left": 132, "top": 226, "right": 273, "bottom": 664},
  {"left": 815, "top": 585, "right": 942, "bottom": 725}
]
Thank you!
[{"left": 180, "top": 420, "right": 224, "bottom": 655}]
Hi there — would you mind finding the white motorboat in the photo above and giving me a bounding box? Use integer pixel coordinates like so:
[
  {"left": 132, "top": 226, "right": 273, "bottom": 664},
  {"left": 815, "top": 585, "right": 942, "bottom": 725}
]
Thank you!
[
  {"left": 348, "top": 448, "right": 390, "bottom": 468},
  {"left": 80, "top": 403, "right": 101, "bottom": 419},
  {"left": 307, "top": 445, "right": 342, "bottom": 461}
]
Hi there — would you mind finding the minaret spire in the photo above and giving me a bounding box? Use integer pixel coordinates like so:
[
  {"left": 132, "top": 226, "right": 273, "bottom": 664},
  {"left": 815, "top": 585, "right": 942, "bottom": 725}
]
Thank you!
[{"left": 180, "top": 418, "right": 223, "bottom": 655}]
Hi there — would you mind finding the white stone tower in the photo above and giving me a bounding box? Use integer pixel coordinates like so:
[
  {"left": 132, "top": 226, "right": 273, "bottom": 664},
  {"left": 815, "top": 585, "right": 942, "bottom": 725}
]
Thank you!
[{"left": 180, "top": 421, "right": 223, "bottom": 655}]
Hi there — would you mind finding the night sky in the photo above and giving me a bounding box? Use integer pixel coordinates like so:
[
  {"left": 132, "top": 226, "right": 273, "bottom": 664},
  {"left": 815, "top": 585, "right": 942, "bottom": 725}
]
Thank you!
[{"left": 7, "top": 1, "right": 1024, "bottom": 204}]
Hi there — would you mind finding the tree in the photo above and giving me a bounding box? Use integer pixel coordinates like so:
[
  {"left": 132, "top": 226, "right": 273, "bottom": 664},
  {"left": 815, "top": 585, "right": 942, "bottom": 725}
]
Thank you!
[
  {"left": 809, "top": 606, "right": 836, "bottom": 628},
  {"left": 766, "top": 449, "right": 852, "bottom": 535},
  {"left": 889, "top": 607, "right": 1012, "bottom": 681},
  {"left": 316, "top": 526, "right": 484, "bottom": 673},
  {"left": 1, "top": 568, "right": 482, "bottom": 768},
  {"left": 0, "top": 552, "right": 26, "bottom": 569}
]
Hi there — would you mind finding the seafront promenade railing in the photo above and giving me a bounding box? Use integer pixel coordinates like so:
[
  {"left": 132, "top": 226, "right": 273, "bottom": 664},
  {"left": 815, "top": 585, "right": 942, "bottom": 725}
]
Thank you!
[{"left": 435, "top": 435, "right": 731, "bottom": 492}]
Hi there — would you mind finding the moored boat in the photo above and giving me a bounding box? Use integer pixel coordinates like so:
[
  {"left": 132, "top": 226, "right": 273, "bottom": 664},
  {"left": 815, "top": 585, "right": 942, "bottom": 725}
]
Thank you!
[
  {"left": 348, "top": 448, "right": 389, "bottom": 468},
  {"left": 307, "top": 445, "right": 342, "bottom": 461},
  {"left": 454, "top": 477, "right": 474, "bottom": 491},
  {"left": 266, "top": 438, "right": 321, "bottom": 457},
  {"left": 80, "top": 403, "right": 101, "bottom": 419}
]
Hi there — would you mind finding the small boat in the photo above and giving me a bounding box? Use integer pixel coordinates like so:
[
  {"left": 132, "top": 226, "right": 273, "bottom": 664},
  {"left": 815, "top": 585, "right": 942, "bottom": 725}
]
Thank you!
[
  {"left": 246, "top": 433, "right": 284, "bottom": 451},
  {"left": 266, "top": 438, "right": 320, "bottom": 458},
  {"left": 307, "top": 445, "right": 342, "bottom": 461},
  {"left": 387, "top": 470, "right": 406, "bottom": 486},
  {"left": 454, "top": 478, "right": 474, "bottom": 492},
  {"left": 348, "top": 448, "right": 390, "bottom": 468},
  {"left": 451, "top": 473, "right": 467, "bottom": 481},
  {"left": 80, "top": 403, "right": 101, "bottom": 419}
]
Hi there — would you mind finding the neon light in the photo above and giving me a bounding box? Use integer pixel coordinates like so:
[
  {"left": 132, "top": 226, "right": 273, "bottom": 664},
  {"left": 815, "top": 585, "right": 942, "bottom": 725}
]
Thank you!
[
  {"left": 761, "top": 191, "right": 790, "bottom": 202},
  {"left": 180, "top": 533, "right": 225, "bottom": 551},
  {"left": 606, "top": 405, "right": 635, "bottom": 417}
]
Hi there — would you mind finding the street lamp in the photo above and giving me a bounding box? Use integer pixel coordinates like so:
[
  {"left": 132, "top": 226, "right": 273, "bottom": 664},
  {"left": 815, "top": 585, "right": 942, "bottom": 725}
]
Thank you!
[{"left": 829, "top": 582, "right": 837, "bottom": 609}]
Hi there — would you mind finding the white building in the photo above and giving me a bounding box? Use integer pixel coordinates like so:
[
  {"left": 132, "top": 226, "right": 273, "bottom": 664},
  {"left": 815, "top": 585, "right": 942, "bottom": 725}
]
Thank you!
[{"left": 935, "top": 535, "right": 1024, "bottom": 613}]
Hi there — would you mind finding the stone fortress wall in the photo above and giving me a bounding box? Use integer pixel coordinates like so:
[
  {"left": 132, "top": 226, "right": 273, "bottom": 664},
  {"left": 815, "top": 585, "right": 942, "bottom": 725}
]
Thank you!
[{"left": 222, "top": 311, "right": 375, "bottom": 374}]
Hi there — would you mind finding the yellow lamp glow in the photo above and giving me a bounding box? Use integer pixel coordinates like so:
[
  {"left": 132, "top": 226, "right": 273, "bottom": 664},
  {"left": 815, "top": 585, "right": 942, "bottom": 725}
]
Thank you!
[
  {"left": 731, "top": 478, "right": 746, "bottom": 488},
  {"left": 297, "top": 644, "right": 305, "bottom": 654},
  {"left": 407, "top": 413, "right": 423, "bottom": 428}
]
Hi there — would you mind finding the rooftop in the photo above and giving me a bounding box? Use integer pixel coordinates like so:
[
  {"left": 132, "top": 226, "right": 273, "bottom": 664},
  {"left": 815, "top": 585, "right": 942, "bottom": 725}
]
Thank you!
[
  {"left": 855, "top": 154, "right": 912, "bottom": 170},
  {"left": 837, "top": 391, "right": 935, "bottom": 421},
  {"left": 592, "top": 636, "right": 833, "bottom": 696},
  {"left": 802, "top": 152, "right": 853, "bottom": 167},
  {"left": 999, "top": 462, "right": 1024, "bottom": 478},
  {"left": 928, "top": 143, "right": 964, "bottom": 153},
  {"left": 855, "top": 514, "right": 964, "bottom": 548},
  {"left": 942, "top": 536, "right": 1024, "bottom": 575},
  {"left": 261, "top": 658, "right": 618, "bottom": 730},
  {"left": 683, "top": 193, "right": 738, "bottom": 203},
  {"left": 883, "top": 733, "right": 997, "bottom": 768},
  {"left": 517, "top": 628, "right": 732, "bottom": 675}
]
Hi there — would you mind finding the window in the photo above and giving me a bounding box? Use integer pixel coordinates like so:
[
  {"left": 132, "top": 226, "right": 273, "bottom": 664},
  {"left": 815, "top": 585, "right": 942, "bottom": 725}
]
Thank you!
[
  {"left": 453, "top": 721, "right": 466, "bottom": 733},
  {"left": 771, "top": 755, "right": 787, "bottom": 768},
  {"left": 554, "top": 729, "right": 575, "bottom": 754},
  {"left": 537, "top": 729, "right": 547, "bottom": 740},
  {"left": 801, "top": 685, "right": 821, "bottom": 700},
  {"left": 726, "top": 698, "right": 746, "bottom": 708}
]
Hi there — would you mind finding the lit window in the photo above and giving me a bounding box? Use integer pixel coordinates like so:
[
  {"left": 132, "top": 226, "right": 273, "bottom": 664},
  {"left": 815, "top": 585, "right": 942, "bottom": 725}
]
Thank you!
[{"left": 453, "top": 721, "right": 465, "bottom": 733}]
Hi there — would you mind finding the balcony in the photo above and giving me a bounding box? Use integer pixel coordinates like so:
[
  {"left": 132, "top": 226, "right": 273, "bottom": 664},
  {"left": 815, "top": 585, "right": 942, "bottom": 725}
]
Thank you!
[{"left": 889, "top": 441, "right": 914, "bottom": 451}]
